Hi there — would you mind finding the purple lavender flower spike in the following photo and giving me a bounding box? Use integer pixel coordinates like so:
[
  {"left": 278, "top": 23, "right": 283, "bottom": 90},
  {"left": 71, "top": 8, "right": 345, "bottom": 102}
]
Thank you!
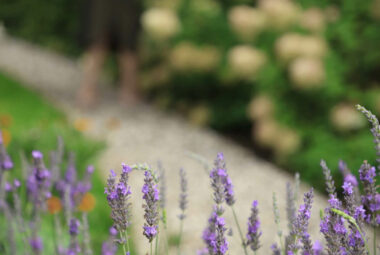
[
  {"left": 101, "top": 227, "right": 119, "bottom": 255},
  {"left": 356, "top": 105, "right": 380, "bottom": 166},
  {"left": 313, "top": 240, "right": 324, "bottom": 255},
  {"left": 28, "top": 150, "right": 51, "bottom": 209},
  {"left": 359, "top": 160, "right": 379, "bottom": 226},
  {"left": 142, "top": 170, "right": 159, "bottom": 242},
  {"left": 271, "top": 244, "right": 281, "bottom": 255},
  {"left": 158, "top": 162, "right": 166, "bottom": 210},
  {"left": 29, "top": 236, "right": 43, "bottom": 253},
  {"left": 4, "top": 181, "right": 12, "bottom": 192},
  {"left": 202, "top": 208, "right": 229, "bottom": 255},
  {"left": 102, "top": 241, "right": 117, "bottom": 255},
  {"left": 287, "top": 189, "right": 314, "bottom": 255},
  {"left": 87, "top": 165, "right": 95, "bottom": 174},
  {"left": 105, "top": 164, "right": 132, "bottom": 233},
  {"left": 110, "top": 226, "right": 118, "bottom": 236},
  {"left": 67, "top": 218, "right": 81, "bottom": 255},
  {"left": 339, "top": 160, "right": 358, "bottom": 187},
  {"left": 286, "top": 182, "right": 296, "bottom": 233},
  {"left": 13, "top": 179, "right": 21, "bottom": 189},
  {"left": 320, "top": 193, "right": 350, "bottom": 254},
  {"left": 0, "top": 131, "right": 13, "bottom": 171},
  {"left": 246, "top": 200, "right": 261, "bottom": 252},
  {"left": 197, "top": 248, "right": 209, "bottom": 255},
  {"left": 213, "top": 153, "right": 235, "bottom": 206},
  {"left": 178, "top": 168, "right": 188, "bottom": 220},
  {"left": 65, "top": 153, "right": 77, "bottom": 185},
  {"left": 209, "top": 153, "right": 235, "bottom": 215},
  {"left": 320, "top": 160, "right": 336, "bottom": 196},
  {"left": 69, "top": 218, "right": 80, "bottom": 235}
]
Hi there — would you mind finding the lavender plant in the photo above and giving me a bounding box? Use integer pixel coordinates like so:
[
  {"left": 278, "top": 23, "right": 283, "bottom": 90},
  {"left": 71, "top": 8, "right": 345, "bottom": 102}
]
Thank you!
[
  {"left": 142, "top": 170, "right": 160, "bottom": 255},
  {"left": 177, "top": 168, "right": 188, "bottom": 255},
  {"left": 104, "top": 163, "right": 132, "bottom": 255},
  {"left": 2, "top": 105, "right": 380, "bottom": 255}
]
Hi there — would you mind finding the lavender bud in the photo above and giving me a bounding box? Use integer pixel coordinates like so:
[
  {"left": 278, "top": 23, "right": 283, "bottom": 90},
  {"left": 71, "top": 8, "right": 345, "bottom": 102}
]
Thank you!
[
  {"left": 29, "top": 236, "right": 43, "bottom": 253},
  {"left": 105, "top": 164, "right": 132, "bottom": 233},
  {"left": 287, "top": 189, "right": 314, "bottom": 254},
  {"left": 246, "top": 200, "right": 261, "bottom": 252},
  {"left": 158, "top": 162, "right": 166, "bottom": 210},
  {"left": 286, "top": 182, "right": 296, "bottom": 233},
  {"left": 202, "top": 209, "right": 228, "bottom": 255},
  {"left": 359, "top": 160, "right": 379, "bottom": 226},
  {"left": 67, "top": 218, "right": 81, "bottom": 255},
  {"left": 142, "top": 170, "right": 159, "bottom": 242},
  {"left": 178, "top": 168, "right": 188, "bottom": 220},
  {"left": 321, "top": 160, "right": 336, "bottom": 196}
]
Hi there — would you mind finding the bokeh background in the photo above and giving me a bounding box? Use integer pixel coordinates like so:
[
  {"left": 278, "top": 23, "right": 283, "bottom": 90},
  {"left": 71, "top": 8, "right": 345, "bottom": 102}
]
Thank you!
[
  {"left": 1, "top": 0, "right": 380, "bottom": 253},
  {"left": 1, "top": 0, "right": 380, "bottom": 191}
]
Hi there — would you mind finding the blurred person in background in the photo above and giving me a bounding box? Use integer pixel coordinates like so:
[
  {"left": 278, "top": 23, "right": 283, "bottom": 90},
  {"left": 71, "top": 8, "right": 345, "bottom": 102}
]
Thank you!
[{"left": 77, "top": 0, "right": 142, "bottom": 107}]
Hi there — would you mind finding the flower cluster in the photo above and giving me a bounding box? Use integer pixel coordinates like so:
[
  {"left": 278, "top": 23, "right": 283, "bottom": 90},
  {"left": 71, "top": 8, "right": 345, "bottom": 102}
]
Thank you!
[
  {"left": 0, "top": 138, "right": 97, "bottom": 255},
  {"left": 104, "top": 163, "right": 132, "bottom": 233},
  {"left": 142, "top": 170, "right": 160, "bottom": 243},
  {"left": 2, "top": 105, "right": 380, "bottom": 255}
]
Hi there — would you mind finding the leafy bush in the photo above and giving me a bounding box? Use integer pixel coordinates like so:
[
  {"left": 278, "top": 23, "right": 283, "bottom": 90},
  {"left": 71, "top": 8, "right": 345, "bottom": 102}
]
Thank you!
[{"left": 140, "top": 0, "right": 380, "bottom": 190}]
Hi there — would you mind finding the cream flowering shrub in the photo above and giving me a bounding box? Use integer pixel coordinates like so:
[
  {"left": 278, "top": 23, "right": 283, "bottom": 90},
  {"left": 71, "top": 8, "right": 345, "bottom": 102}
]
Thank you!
[
  {"left": 258, "top": 0, "right": 300, "bottom": 30},
  {"left": 289, "top": 57, "right": 325, "bottom": 89},
  {"left": 298, "top": 36, "right": 328, "bottom": 59},
  {"left": 169, "top": 42, "right": 197, "bottom": 71},
  {"left": 299, "top": 8, "right": 326, "bottom": 33},
  {"left": 228, "top": 5, "right": 267, "bottom": 41},
  {"left": 274, "top": 127, "right": 301, "bottom": 157},
  {"left": 252, "top": 119, "right": 279, "bottom": 147},
  {"left": 247, "top": 94, "right": 274, "bottom": 121},
  {"left": 275, "top": 34, "right": 327, "bottom": 62},
  {"left": 188, "top": 104, "right": 211, "bottom": 126},
  {"left": 275, "top": 33, "right": 305, "bottom": 62},
  {"left": 169, "top": 42, "right": 221, "bottom": 72},
  {"left": 371, "top": 0, "right": 380, "bottom": 20},
  {"left": 142, "top": 8, "right": 180, "bottom": 40},
  {"left": 227, "top": 45, "right": 267, "bottom": 80},
  {"left": 330, "top": 103, "right": 367, "bottom": 132}
]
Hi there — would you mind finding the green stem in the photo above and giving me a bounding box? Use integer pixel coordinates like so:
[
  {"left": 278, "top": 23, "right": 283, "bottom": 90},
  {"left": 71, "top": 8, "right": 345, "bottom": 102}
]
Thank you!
[
  {"left": 374, "top": 225, "right": 377, "bottom": 255},
  {"left": 177, "top": 219, "right": 184, "bottom": 255},
  {"left": 163, "top": 226, "right": 169, "bottom": 255},
  {"left": 150, "top": 241, "right": 153, "bottom": 255},
  {"left": 231, "top": 206, "right": 248, "bottom": 255},
  {"left": 120, "top": 231, "right": 127, "bottom": 255},
  {"left": 155, "top": 234, "right": 159, "bottom": 255},
  {"left": 125, "top": 230, "right": 131, "bottom": 254}
]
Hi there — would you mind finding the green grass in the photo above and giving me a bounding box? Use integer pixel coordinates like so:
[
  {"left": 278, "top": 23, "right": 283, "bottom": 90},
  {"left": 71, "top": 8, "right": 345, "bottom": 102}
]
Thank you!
[{"left": 0, "top": 72, "right": 124, "bottom": 253}]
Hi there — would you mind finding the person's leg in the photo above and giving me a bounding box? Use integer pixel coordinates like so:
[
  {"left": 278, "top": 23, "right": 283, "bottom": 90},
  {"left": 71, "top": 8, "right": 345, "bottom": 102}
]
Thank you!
[
  {"left": 118, "top": 50, "right": 140, "bottom": 105},
  {"left": 77, "top": 43, "right": 107, "bottom": 108}
]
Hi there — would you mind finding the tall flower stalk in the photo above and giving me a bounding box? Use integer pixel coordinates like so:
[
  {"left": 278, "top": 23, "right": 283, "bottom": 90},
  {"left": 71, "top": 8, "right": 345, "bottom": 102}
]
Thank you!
[
  {"left": 177, "top": 168, "right": 188, "bottom": 255},
  {"left": 142, "top": 170, "right": 160, "bottom": 255},
  {"left": 105, "top": 163, "right": 132, "bottom": 255},
  {"left": 246, "top": 200, "right": 261, "bottom": 255}
]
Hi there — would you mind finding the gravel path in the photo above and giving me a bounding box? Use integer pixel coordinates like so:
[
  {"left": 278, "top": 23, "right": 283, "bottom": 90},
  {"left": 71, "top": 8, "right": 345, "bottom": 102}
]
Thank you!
[{"left": 0, "top": 35, "right": 329, "bottom": 254}]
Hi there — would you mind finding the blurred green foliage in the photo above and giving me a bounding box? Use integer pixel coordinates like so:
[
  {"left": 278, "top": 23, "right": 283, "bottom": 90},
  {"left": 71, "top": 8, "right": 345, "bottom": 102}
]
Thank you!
[{"left": 0, "top": 72, "right": 115, "bottom": 253}]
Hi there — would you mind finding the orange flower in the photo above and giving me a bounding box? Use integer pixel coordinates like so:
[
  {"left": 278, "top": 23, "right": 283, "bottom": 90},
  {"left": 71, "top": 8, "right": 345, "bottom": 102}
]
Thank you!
[
  {"left": 1, "top": 129, "right": 11, "bottom": 147},
  {"left": 74, "top": 118, "right": 92, "bottom": 132},
  {"left": 78, "top": 193, "right": 96, "bottom": 212},
  {"left": 106, "top": 117, "right": 121, "bottom": 130},
  {"left": 47, "top": 196, "right": 62, "bottom": 214},
  {"left": 0, "top": 114, "right": 13, "bottom": 128}
]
